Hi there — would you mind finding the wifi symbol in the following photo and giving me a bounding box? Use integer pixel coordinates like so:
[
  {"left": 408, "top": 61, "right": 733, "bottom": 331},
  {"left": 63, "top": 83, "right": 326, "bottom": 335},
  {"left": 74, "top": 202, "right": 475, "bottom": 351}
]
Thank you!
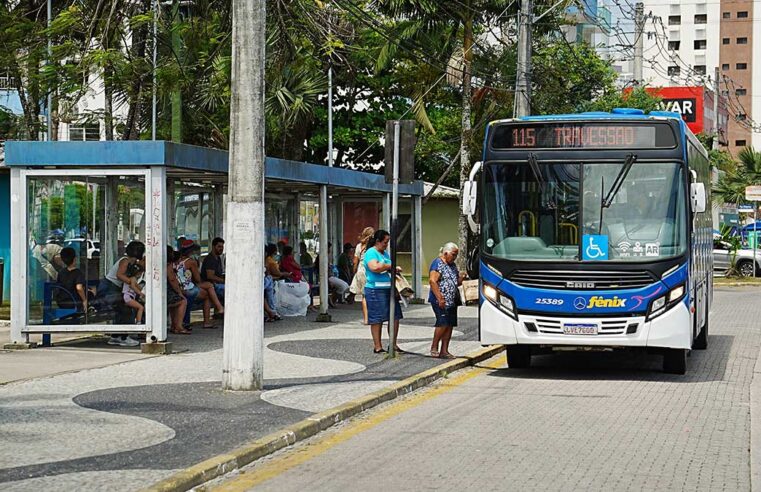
[{"left": 619, "top": 242, "right": 632, "bottom": 252}]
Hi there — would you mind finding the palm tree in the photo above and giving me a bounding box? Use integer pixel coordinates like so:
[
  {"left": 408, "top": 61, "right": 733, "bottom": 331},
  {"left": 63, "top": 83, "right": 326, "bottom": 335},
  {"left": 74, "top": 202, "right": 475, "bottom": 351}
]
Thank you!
[{"left": 714, "top": 146, "right": 761, "bottom": 206}]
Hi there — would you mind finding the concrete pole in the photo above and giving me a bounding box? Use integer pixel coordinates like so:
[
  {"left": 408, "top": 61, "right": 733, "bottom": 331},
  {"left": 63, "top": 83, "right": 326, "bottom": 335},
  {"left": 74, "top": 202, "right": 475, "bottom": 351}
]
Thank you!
[
  {"left": 633, "top": 3, "right": 644, "bottom": 86},
  {"left": 514, "top": 0, "right": 533, "bottom": 118},
  {"left": 412, "top": 195, "right": 423, "bottom": 302},
  {"left": 223, "top": 0, "right": 266, "bottom": 391}
]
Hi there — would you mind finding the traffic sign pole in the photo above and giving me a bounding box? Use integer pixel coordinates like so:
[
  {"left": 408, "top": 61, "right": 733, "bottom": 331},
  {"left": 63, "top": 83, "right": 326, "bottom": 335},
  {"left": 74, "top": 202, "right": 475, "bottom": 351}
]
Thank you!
[{"left": 745, "top": 187, "right": 761, "bottom": 279}]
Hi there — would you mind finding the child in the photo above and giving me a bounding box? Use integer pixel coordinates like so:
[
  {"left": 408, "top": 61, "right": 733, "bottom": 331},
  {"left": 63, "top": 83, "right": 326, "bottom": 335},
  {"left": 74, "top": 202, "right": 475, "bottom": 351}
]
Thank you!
[
  {"left": 56, "top": 247, "right": 88, "bottom": 312},
  {"left": 122, "top": 259, "right": 146, "bottom": 324}
]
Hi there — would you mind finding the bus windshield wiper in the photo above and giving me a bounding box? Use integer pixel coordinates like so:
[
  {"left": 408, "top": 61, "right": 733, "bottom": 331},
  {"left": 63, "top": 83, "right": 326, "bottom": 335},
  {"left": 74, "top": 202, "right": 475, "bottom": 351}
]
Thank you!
[
  {"left": 598, "top": 153, "right": 637, "bottom": 234},
  {"left": 601, "top": 153, "right": 637, "bottom": 208},
  {"left": 527, "top": 153, "right": 555, "bottom": 209}
]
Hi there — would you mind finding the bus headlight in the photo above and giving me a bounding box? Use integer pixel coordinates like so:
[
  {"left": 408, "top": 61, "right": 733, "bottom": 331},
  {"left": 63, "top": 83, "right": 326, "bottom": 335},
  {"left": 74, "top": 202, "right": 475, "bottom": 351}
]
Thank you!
[
  {"left": 648, "top": 284, "right": 686, "bottom": 321},
  {"left": 482, "top": 283, "right": 517, "bottom": 320}
]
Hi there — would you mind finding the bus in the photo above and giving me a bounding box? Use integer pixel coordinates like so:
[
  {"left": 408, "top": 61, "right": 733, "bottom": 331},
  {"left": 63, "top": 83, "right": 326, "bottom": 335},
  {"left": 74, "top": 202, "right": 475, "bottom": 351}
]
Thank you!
[{"left": 462, "top": 109, "right": 712, "bottom": 374}]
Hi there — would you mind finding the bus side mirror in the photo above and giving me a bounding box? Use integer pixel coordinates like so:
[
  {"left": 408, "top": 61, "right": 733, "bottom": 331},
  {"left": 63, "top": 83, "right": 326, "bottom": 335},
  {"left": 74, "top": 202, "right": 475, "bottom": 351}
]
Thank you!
[
  {"left": 691, "top": 182, "right": 706, "bottom": 213},
  {"left": 462, "top": 161, "right": 482, "bottom": 216},
  {"left": 462, "top": 181, "right": 477, "bottom": 216}
]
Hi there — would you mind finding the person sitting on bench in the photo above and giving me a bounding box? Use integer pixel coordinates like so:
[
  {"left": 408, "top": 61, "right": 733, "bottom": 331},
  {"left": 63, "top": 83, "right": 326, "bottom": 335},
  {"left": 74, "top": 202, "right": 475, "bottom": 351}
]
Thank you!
[{"left": 55, "top": 247, "right": 88, "bottom": 313}]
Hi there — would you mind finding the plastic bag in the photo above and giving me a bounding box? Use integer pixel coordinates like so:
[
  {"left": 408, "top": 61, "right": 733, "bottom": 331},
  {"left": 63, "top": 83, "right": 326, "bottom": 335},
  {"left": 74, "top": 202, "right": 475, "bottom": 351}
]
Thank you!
[{"left": 274, "top": 280, "right": 311, "bottom": 316}]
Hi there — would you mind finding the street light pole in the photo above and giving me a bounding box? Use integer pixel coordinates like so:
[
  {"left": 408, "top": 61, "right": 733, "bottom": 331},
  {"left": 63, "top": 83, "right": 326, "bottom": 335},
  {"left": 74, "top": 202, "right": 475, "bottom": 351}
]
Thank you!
[
  {"left": 46, "top": 0, "right": 52, "bottom": 141},
  {"left": 223, "top": 0, "right": 266, "bottom": 391}
]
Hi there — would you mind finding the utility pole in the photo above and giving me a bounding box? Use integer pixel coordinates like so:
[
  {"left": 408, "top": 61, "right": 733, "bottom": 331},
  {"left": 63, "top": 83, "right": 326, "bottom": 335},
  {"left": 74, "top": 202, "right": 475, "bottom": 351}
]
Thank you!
[
  {"left": 317, "top": 3, "right": 334, "bottom": 322},
  {"left": 514, "top": 0, "right": 533, "bottom": 118},
  {"left": 713, "top": 67, "right": 720, "bottom": 150},
  {"left": 633, "top": 2, "right": 644, "bottom": 85},
  {"left": 223, "top": 0, "right": 266, "bottom": 391}
]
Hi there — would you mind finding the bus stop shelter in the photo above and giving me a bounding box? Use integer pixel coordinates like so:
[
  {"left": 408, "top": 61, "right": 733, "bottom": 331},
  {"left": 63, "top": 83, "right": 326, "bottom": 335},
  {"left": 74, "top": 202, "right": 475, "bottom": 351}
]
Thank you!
[{"left": 4, "top": 141, "right": 424, "bottom": 347}]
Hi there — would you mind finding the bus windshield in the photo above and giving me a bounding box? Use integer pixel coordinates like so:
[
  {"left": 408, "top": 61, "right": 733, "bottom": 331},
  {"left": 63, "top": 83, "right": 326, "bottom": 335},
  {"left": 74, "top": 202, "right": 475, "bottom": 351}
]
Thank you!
[{"left": 481, "top": 161, "right": 687, "bottom": 262}]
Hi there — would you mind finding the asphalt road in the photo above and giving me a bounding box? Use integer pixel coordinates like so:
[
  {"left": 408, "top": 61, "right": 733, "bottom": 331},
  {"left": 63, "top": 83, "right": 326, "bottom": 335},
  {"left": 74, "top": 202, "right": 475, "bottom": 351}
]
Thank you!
[{"left": 209, "top": 287, "right": 760, "bottom": 491}]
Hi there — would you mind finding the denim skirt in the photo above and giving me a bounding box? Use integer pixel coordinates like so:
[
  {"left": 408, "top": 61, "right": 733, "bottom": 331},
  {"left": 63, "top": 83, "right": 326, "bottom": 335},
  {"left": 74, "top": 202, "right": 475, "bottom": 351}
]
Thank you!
[
  {"left": 365, "top": 287, "right": 403, "bottom": 324},
  {"left": 431, "top": 303, "right": 458, "bottom": 327}
]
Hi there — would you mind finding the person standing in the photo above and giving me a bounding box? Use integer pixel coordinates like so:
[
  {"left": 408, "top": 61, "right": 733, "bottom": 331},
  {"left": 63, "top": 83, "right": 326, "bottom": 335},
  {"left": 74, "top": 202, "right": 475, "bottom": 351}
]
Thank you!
[
  {"left": 349, "top": 227, "right": 375, "bottom": 323},
  {"left": 428, "top": 242, "right": 466, "bottom": 358},
  {"left": 364, "top": 229, "right": 403, "bottom": 354}
]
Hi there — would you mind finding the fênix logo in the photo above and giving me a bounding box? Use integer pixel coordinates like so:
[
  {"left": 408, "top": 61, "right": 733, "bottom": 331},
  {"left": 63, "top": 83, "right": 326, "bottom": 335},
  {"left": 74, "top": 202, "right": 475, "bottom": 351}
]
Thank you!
[
  {"left": 586, "top": 296, "right": 627, "bottom": 308},
  {"left": 573, "top": 296, "right": 627, "bottom": 310}
]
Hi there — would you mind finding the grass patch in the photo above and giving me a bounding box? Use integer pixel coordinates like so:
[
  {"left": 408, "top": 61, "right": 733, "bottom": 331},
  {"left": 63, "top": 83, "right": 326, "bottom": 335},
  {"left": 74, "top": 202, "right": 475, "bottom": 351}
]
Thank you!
[
  {"left": 0, "top": 302, "right": 9, "bottom": 321},
  {"left": 713, "top": 276, "right": 761, "bottom": 286}
]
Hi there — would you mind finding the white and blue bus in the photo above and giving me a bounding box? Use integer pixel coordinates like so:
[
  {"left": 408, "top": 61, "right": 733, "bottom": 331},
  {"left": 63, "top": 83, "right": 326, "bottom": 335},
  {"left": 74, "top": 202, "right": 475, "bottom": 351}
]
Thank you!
[{"left": 462, "top": 109, "right": 712, "bottom": 374}]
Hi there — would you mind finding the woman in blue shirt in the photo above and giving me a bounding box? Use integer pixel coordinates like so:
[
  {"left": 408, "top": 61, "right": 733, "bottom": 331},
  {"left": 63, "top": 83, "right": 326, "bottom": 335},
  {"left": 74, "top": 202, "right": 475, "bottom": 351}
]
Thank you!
[{"left": 364, "top": 229, "right": 403, "bottom": 353}]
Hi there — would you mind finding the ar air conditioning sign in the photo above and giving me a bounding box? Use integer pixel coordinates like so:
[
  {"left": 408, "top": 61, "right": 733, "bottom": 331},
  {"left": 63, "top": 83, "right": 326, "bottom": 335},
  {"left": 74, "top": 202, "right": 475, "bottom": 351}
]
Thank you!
[{"left": 659, "top": 98, "right": 697, "bottom": 123}]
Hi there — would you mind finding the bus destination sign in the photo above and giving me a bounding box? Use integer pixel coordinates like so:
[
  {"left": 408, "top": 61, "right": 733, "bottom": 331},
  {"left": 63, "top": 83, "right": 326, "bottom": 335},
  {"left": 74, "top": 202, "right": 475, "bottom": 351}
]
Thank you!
[{"left": 491, "top": 122, "right": 677, "bottom": 150}]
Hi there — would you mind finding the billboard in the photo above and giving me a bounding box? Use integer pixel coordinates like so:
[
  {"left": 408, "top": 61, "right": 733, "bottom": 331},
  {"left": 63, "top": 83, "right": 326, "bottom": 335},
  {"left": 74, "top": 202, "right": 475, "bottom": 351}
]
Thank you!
[{"left": 646, "top": 86, "right": 729, "bottom": 144}]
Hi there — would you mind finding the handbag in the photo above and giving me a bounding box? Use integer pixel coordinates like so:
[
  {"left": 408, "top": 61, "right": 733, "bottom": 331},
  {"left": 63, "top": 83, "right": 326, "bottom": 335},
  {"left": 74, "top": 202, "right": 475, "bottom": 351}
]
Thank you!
[{"left": 395, "top": 273, "right": 415, "bottom": 299}]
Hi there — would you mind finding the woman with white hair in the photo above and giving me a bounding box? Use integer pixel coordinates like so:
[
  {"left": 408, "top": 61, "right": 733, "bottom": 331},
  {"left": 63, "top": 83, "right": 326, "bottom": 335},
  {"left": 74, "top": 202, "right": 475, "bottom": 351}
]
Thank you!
[{"left": 428, "top": 242, "right": 467, "bottom": 358}]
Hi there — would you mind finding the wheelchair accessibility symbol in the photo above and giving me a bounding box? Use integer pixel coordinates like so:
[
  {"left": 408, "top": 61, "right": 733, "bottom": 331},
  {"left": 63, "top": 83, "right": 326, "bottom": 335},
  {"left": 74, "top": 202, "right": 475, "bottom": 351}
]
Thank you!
[{"left": 582, "top": 234, "right": 609, "bottom": 261}]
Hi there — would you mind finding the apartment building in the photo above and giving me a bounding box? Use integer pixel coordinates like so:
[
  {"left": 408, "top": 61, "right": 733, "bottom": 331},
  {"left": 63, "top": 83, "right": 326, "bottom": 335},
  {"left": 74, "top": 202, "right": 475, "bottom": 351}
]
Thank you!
[
  {"left": 641, "top": 0, "right": 761, "bottom": 153},
  {"left": 0, "top": 71, "right": 126, "bottom": 142},
  {"left": 719, "top": 1, "right": 756, "bottom": 152}
]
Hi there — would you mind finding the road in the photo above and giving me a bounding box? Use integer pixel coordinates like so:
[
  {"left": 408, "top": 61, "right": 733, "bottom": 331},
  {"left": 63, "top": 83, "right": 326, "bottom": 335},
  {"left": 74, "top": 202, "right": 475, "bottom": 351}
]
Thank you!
[{"left": 208, "top": 287, "right": 760, "bottom": 491}]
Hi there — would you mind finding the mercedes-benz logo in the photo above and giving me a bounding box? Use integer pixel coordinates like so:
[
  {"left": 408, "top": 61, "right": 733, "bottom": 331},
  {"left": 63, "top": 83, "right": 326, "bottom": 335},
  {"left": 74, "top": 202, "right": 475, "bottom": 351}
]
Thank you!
[{"left": 574, "top": 297, "right": 587, "bottom": 310}]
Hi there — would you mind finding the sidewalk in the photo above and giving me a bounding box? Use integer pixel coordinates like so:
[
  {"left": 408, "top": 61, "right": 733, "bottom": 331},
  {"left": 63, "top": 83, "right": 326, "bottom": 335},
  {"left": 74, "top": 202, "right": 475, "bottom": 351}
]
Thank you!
[{"left": 0, "top": 302, "right": 483, "bottom": 491}]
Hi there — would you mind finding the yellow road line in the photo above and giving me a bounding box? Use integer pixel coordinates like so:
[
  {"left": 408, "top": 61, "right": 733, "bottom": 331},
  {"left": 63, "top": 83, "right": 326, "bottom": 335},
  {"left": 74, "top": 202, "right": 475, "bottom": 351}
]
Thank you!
[{"left": 210, "top": 356, "right": 506, "bottom": 492}]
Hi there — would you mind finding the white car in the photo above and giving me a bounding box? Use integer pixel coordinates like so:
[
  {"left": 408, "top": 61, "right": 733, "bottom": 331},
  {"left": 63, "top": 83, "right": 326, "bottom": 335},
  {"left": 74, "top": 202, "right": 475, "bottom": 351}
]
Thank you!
[
  {"left": 713, "top": 240, "right": 761, "bottom": 277},
  {"left": 64, "top": 239, "right": 101, "bottom": 259}
]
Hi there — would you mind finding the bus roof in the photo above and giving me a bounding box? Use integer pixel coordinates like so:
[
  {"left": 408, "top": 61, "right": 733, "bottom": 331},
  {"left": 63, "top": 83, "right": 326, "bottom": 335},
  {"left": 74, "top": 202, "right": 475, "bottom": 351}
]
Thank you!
[{"left": 490, "top": 109, "right": 687, "bottom": 131}]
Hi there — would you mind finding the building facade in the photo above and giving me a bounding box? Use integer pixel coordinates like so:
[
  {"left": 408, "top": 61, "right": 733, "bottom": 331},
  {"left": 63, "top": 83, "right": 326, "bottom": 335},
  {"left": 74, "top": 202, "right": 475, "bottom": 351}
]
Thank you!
[{"left": 641, "top": 0, "right": 761, "bottom": 153}]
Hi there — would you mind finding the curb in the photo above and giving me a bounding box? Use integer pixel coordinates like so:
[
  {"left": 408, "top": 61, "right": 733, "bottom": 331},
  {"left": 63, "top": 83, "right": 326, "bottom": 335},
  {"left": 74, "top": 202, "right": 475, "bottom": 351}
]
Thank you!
[
  {"left": 751, "top": 340, "right": 761, "bottom": 492},
  {"left": 141, "top": 344, "right": 506, "bottom": 492}
]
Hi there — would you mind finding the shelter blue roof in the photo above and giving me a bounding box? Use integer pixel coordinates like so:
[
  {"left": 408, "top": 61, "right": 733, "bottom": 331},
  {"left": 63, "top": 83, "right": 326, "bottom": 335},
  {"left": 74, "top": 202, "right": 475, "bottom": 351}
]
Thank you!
[{"left": 4, "top": 140, "right": 423, "bottom": 196}]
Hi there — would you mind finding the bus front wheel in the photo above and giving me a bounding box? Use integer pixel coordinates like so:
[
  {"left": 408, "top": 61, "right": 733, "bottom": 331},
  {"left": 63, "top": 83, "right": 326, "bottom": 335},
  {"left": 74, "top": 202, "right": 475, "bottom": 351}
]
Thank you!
[
  {"left": 506, "top": 345, "right": 531, "bottom": 369},
  {"left": 663, "top": 348, "right": 687, "bottom": 374}
]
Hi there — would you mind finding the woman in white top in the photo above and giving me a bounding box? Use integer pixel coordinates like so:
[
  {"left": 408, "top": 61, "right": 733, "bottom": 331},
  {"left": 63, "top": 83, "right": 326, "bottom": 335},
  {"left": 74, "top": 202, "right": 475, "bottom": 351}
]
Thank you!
[
  {"left": 98, "top": 241, "right": 145, "bottom": 346},
  {"left": 349, "top": 227, "right": 375, "bottom": 324}
]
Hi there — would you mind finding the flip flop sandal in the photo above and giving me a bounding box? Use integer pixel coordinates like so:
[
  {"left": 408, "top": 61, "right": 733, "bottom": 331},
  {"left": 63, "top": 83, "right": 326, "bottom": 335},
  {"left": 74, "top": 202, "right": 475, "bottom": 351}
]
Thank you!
[
  {"left": 202, "top": 324, "right": 218, "bottom": 329},
  {"left": 430, "top": 350, "right": 440, "bottom": 358},
  {"left": 373, "top": 348, "right": 387, "bottom": 354}
]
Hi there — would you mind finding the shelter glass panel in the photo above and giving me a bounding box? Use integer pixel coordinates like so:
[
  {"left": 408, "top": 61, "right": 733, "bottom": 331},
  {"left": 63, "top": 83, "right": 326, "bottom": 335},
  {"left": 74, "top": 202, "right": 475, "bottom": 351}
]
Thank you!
[
  {"left": 265, "top": 196, "right": 297, "bottom": 249},
  {"left": 26, "top": 175, "right": 147, "bottom": 326},
  {"left": 174, "top": 189, "right": 213, "bottom": 252}
]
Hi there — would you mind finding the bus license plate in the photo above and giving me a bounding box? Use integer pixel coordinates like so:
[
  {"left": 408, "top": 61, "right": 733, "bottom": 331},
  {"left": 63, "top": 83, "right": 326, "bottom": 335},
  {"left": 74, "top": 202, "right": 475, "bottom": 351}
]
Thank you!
[{"left": 563, "top": 324, "right": 598, "bottom": 335}]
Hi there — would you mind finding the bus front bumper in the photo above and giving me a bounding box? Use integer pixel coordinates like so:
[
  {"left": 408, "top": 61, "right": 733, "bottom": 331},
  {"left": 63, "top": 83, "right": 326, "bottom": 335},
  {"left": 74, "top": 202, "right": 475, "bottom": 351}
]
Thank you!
[{"left": 480, "top": 300, "right": 692, "bottom": 350}]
